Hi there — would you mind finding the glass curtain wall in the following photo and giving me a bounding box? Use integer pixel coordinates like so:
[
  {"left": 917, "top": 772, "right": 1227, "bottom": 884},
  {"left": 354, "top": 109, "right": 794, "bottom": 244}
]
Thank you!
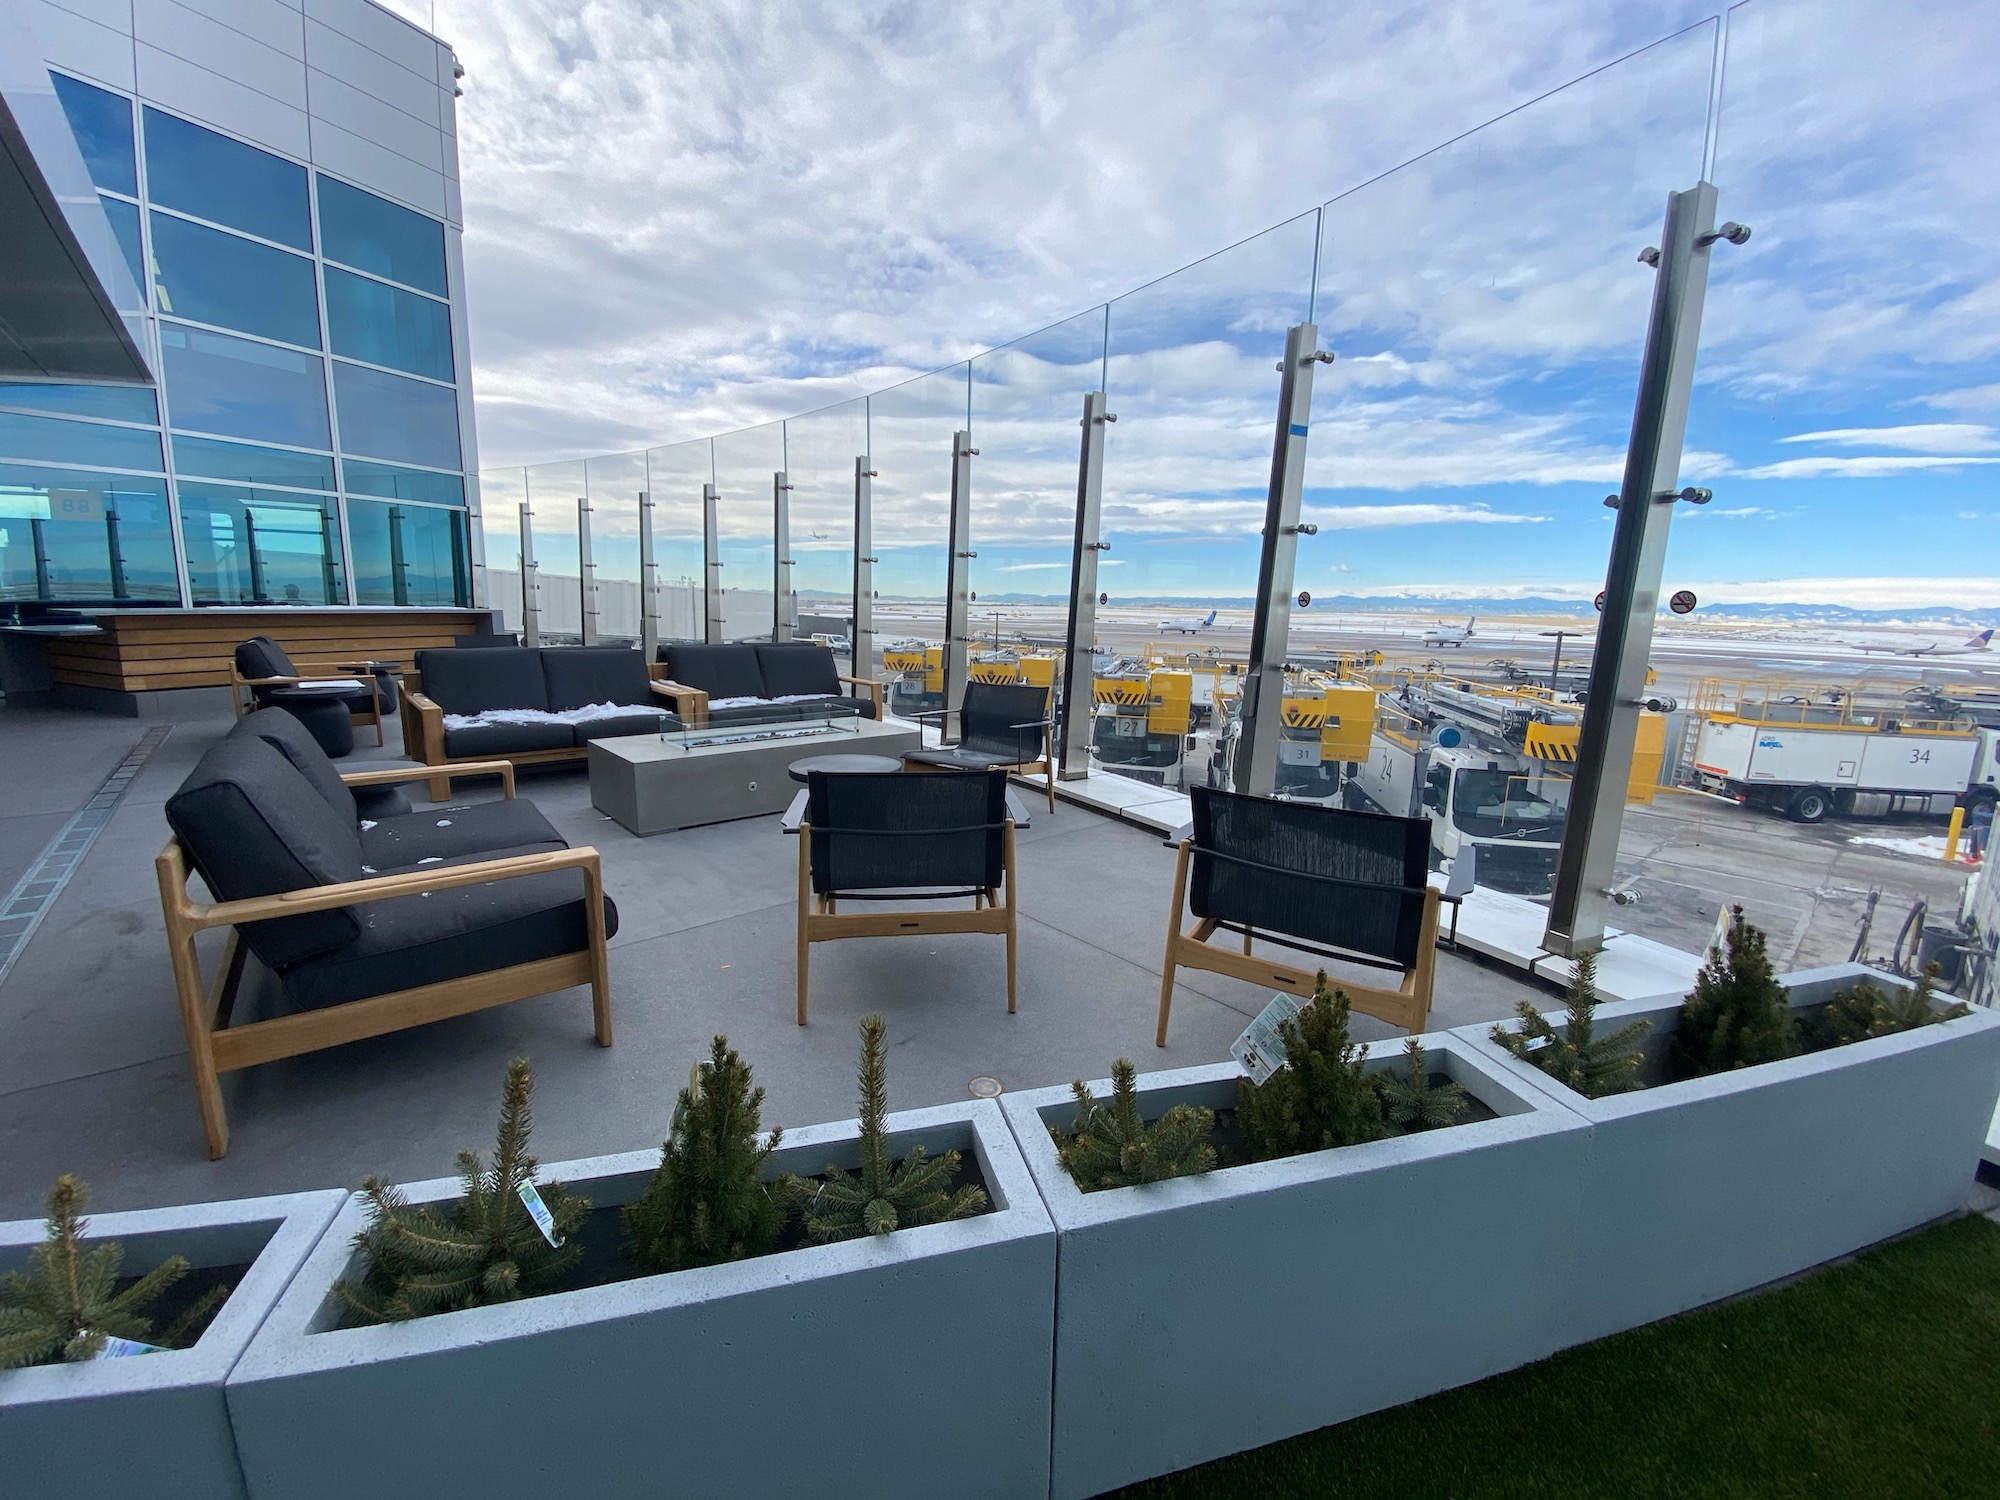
[
  {"left": 644, "top": 439, "right": 712, "bottom": 646},
  {"left": 711, "top": 423, "right": 785, "bottom": 642},
  {"left": 1627, "top": 0, "right": 2000, "bottom": 970},
  {"left": 585, "top": 451, "right": 648, "bottom": 644},
  {"left": 966, "top": 309, "right": 1108, "bottom": 749},
  {"left": 0, "top": 77, "right": 474, "bottom": 610},
  {"left": 525, "top": 462, "right": 584, "bottom": 642},
  {"left": 782, "top": 399, "right": 865, "bottom": 662},
  {"left": 869, "top": 367, "right": 968, "bottom": 717},
  {"left": 1300, "top": 24, "right": 1716, "bottom": 904},
  {"left": 1099, "top": 213, "right": 1320, "bottom": 793}
]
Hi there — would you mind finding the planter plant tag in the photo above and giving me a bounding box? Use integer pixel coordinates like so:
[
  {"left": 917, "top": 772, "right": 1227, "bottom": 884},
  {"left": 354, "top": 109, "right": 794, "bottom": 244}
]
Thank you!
[
  {"left": 1233, "top": 992, "right": 1303, "bottom": 1085},
  {"left": 516, "top": 1180, "right": 565, "bottom": 1248},
  {"left": 1522, "top": 1034, "right": 1553, "bottom": 1053},
  {"left": 90, "top": 1333, "right": 166, "bottom": 1359}
]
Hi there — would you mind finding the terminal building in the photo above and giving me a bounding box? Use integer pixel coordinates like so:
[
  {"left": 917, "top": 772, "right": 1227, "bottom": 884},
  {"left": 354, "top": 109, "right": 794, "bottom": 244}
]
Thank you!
[{"left": 1, "top": 0, "right": 478, "bottom": 631}]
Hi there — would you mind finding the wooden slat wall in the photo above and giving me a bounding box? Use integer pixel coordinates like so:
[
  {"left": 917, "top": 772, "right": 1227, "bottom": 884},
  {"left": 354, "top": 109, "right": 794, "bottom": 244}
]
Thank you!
[{"left": 44, "top": 610, "right": 492, "bottom": 692}]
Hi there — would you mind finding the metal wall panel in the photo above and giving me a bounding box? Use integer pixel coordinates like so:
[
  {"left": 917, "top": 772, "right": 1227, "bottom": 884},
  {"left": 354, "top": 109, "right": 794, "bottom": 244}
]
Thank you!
[
  {"left": 302, "top": 0, "right": 433, "bottom": 78},
  {"left": 306, "top": 66, "right": 441, "bottom": 166},
  {"left": 156, "top": 0, "right": 306, "bottom": 59},
  {"left": 38, "top": 0, "right": 131, "bottom": 33},
  {"left": 307, "top": 113, "right": 443, "bottom": 215},
  {"left": 305, "top": 17, "right": 439, "bottom": 125},
  {"left": 136, "top": 43, "right": 310, "bottom": 156},
  {"left": 136, "top": 1, "right": 307, "bottom": 109},
  {"left": 29, "top": 2, "right": 137, "bottom": 92}
]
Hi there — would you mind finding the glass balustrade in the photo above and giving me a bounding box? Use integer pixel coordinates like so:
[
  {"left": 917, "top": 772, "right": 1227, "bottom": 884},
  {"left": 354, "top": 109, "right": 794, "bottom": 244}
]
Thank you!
[
  {"left": 782, "top": 398, "right": 865, "bottom": 671},
  {"left": 585, "top": 450, "right": 648, "bottom": 645},
  {"left": 711, "top": 422, "right": 786, "bottom": 642},
  {"left": 869, "top": 366, "right": 969, "bottom": 722}
]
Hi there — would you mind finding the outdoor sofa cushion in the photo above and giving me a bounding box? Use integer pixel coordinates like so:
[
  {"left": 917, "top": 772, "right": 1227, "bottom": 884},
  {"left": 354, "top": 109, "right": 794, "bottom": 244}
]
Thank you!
[
  {"left": 657, "top": 643, "right": 766, "bottom": 701},
  {"left": 166, "top": 735, "right": 365, "bottom": 970},
  {"left": 415, "top": 646, "right": 675, "bottom": 754},
  {"left": 359, "top": 797, "right": 566, "bottom": 869},
  {"left": 658, "top": 641, "right": 874, "bottom": 723},
  {"left": 542, "top": 646, "right": 654, "bottom": 710},
  {"left": 231, "top": 708, "right": 411, "bottom": 820},
  {"left": 415, "top": 647, "right": 550, "bottom": 716},
  {"left": 756, "top": 642, "right": 841, "bottom": 697}
]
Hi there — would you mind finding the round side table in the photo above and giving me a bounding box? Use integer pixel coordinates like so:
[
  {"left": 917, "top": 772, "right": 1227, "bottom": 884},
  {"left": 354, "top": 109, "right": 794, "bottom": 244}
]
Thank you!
[{"left": 787, "top": 753, "right": 904, "bottom": 783}]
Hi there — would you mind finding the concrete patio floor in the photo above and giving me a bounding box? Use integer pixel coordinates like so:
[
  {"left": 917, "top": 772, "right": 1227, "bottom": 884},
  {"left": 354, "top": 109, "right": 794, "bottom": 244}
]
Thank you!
[{"left": 0, "top": 705, "right": 1549, "bottom": 1221}]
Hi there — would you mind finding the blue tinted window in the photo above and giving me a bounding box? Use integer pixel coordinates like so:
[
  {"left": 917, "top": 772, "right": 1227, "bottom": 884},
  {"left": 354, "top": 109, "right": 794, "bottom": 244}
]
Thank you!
[
  {"left": 0, "top": 464, "right": 177, "bottom": 603},
  {"left": 143, "top": 108, "right": 309, "bottom": 250},
  {"left": 342, "top": 458, "right": 464, "bottom": 506},
  {"left": 100, "top": 196, "right": 145, "bottom": 292},
  {"left": 51, "top": 74, "right": 136, "bottom": 197},
  {"left": 318, "top": 176, "right": 446, "bottom": 295},
  {"left": 177, "top": 482, "right": 344, "bottom": 605},
  {"left": 173, "top": 435, "right": 335, "bottom": 491},
  {"left": 0, "top": 383, "right": 156, "bottom": 424},
  {"left": 0, "top": 411, "right": 163, "bottom": 471},
  {"left": 150, "top": 213, "right": 320, "bottom": 349},
  {"left": 324, "top": 268, "right": 452, "bottom": 381},
  {"left": 160, "top": 325, "right": 330, "bottom": 450},
  {"left": 332, "top": 361, "right": 461, "bottom": 470},
  {"left": 347, "top": 498, "right": 467, "bottom": 606}
]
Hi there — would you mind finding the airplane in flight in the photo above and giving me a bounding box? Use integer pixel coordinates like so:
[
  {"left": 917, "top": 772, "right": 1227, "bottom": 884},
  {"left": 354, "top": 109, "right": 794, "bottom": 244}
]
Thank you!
[
  {"left": 1852, "top": 627, "right": 1993, "bottom": 658},
  {"left": 1422, "top": 616, "right": 1476, "bottom": 648},
  {"left": 1158, "top": 609, "right": 1217, "bottom": 634}
]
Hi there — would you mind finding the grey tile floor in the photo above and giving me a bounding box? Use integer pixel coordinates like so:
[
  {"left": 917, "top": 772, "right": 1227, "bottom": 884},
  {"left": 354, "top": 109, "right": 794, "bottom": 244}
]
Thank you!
[{"left": 0, "top": 706, "right": 1547, "bottom": 1220}]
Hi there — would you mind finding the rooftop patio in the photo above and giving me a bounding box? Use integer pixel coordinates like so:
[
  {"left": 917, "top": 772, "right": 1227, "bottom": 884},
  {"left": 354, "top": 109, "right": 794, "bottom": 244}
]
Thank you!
[{"left": 0, "top": 702, "right": 1544, "bottom": 1220}]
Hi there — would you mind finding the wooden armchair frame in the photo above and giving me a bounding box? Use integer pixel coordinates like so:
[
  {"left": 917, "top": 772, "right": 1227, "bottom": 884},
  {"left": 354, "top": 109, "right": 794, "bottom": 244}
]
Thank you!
[
  {"left": 645, "top": 665, "right": 886, "bottom": 728},
  {"left": 1155, "top": 837, "right": 1439, "bottom": 1046},
  {"left": 400, "top": 681, "right": 687, "bottom": 799},
  {"left": 795, "top": 817, "right": 1018, "bottom": 1026},
  {"left": 230, "top": 658, "right": 400, "bottom": 747},
  {"left": 157, "top": 760, "right": 610, "bottom": 1159}
]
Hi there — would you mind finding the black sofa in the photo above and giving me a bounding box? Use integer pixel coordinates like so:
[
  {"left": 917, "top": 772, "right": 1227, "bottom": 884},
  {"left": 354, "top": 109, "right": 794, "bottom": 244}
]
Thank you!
[
  {"left": 402, "top": 645, "right": 683, "bottom": 797},
  {"left": 157, "top": 708, "right": 616, "bottom": 1158},
  {"left": 652, "top": 641, "right": 884, "bottom": 728}
]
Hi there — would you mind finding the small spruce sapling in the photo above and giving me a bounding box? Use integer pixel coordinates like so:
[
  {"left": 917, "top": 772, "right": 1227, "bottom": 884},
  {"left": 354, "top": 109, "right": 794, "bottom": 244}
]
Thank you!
[
  {"left": 1053, "top": 1059, "right": 1216, "bottom": 1191},
  {"left": 1673, "top": 906, "right": 1797, "bottom": 1078},
  {"left": 784, "top": 1015, "right": 986, "bottom": 1241},
  {"left": 1375, "top": 1036, "right": 1469, "bottom": 1133},
  {"left": 0, "top": 1175, "right": 227, "bottom": 1368},
  {"left": 1492, "top": 948, "right": 1649, "bottom": 1098},
  {"left": 336, "top": 1058, "right": 587, "bottom": 1323},
  {"left": 1810, "top": 962, "right": 1969, "bottom": 1049},
  {"left": 624, "top": 1036, "right": 783, "bottom": 1275},
  {"left": 1238, "top": 973, "right": 1388, "bottom": 1160}
]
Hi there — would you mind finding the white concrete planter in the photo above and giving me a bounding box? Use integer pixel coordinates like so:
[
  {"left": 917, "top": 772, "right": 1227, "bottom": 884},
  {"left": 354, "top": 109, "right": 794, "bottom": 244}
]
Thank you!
[
  {"left": 0, "top": 1189, "right": 346, "bottom": 1500},
  {"left": 226, "top": 1101, "right": 1054, "bottom": 1500},
  {"left": 1000, "top": 1035, "right": 1591, "bottom": 1500},
  {"left": 1454, "top": 962, "right": 2000, "bottom": 1348}
]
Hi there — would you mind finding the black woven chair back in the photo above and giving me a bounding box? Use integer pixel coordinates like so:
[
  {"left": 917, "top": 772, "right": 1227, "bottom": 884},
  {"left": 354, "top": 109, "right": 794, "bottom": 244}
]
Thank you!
[
  {"left": 1188, "top": 785, "right": 1430, "bottom": 969},
  {"left": 959, "top": 682, "right": 1051, "bottom": 763},
  {"left": 807, "top": 770, "right": 1007, "bottom": 895}
]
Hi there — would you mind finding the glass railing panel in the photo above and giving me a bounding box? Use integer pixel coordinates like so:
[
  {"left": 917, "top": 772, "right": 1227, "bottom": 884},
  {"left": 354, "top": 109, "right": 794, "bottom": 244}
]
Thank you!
[
  {"left": 347, "top": 498, "right": 468, "bottom": 607},
  {"left": 645, "top": 438, "right": 712, "bottom": 645},
  {"left": 966, "top": 306, "right": 1109, "bottom": 752},
  {"left": 869, "top": 365, "right": 969, "bottom": 720},
  {"left": 476, "top": 466, "right": 526, "bottom": 633},
  {"left": 1098, "top": 213, "right": 1320, "bottom": 793},
  {"left": 0, "top": 464, "right": 178, "bottom": 604},
  {"left": 525, "top": 459, "right": 585, "bottom": 643},
  {"left": 179, "top": 482, "right": 344, "bottom": 605},
  {"left": 1284, "top": 24, "right": 1715, "bottom": 909},
  {"left": 1640, "top": 0, "right": 2000, "bottom": 982},
  {"left": 783, "top": 397, "right": 865, "bottom": 670},
  {"left": 711, "top": 421, "right": 786, "bottom": 642},
  {"left": 585, "top": 449, "right": 647, "bottom": 644}
]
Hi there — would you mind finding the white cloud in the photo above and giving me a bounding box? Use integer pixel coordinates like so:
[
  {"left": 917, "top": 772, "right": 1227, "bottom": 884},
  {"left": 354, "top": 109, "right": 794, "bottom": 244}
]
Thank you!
[
  {"left": 1739, "top": 456, "right": 2000, "bottom": 480},
  {"left": 1779, "top": 424, "right": 1999, "bottom": 453},
  {"left": 1305, "top": 503, "right": 1548, "bottom": 529},
  {"left": 995, "top": 559, "right": 1123, "bottom": 571}
]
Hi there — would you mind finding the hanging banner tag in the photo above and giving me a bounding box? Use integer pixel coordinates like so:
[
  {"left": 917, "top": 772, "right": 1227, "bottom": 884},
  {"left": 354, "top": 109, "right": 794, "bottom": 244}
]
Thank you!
[
  {"left": 516, "top": 1180, "right": 564, "bottom": 1248},
  {"left": 1231, "top": 992, "right": 1303, "bottom": 1086}
]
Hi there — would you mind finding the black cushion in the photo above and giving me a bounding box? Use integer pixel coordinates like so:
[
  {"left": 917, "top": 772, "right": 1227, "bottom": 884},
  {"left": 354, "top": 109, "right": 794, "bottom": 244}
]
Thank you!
[
  {"left": 807, "top": 769, "right": 1007, "bottom": 894},
  {"left": 702, "top": 701, "right": 812, "bottom": 728},
  {"left": 268, "top": 696, "right": 354, "bottom": 758},
  {"left": 454, "top": 633, "right": 520, "bottom": 648},
  {"left": 441, "top": 721, "right": 575, "bottom": 757},
  {"left": 231, "top": 708, "right": 355, "bottom": 823},
  {"left": 280, "top": 856, "right": 618, "bottom": 1011},
  {"left": 755, "top": 643, "right": 842, "bottom": 699},
  {"left": 235, "top": 635, "right": 296, "bottom": 681},
  {"left": 572, "top": 710, "right": 678, "bottom": 742},
  {"left": 414, "top": 647, "right": 550, "bottom": 715},
  {"left": 165, "top": 736, "right": 364, "bottom": 970},
  {"left": 541, "top": 647, "right": 654, "bottom": 711},
  {"left": 360, "top": 797, "right": 566, "bottom": 870},
  {"left": 353, "top": 783, "right": 414, "bottom": 820},
  {"left": 658, "top": 643, "right": 767, "bottom": 701},
  {"left": 958, "top": 682, "right": 1052, "bottom": 762}
]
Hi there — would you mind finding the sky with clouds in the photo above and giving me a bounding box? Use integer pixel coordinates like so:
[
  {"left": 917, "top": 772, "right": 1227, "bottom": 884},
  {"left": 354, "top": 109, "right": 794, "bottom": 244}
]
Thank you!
[{"left": 385, "top": 0, "right": 1999, "bottom": 613}]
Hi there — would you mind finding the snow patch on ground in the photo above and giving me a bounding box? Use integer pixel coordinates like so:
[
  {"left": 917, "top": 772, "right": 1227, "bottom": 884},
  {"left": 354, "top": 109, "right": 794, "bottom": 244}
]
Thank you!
[{"left": 1847, "top": 833, "right": 1962, "bottom": 861}]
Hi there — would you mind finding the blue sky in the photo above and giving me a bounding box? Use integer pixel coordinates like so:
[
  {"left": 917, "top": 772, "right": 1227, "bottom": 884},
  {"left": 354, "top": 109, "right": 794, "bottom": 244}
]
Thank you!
[{"left": 387, "top": 0, "right": 1999, "bottom": 612}]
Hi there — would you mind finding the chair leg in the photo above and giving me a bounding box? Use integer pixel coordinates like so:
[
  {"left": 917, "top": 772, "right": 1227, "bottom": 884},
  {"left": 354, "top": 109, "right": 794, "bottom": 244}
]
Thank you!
[
  {"left": 1156, "top": 839, "right": 1193, "bottom": 1047},
  {"left": 583, "top": 859, "right": 613, "bottom": 1046},
  {"left": 796, "top": 827, "right": 812, "bottom": 1026},
  {"left": 428, "top": 774, "right": 451, "bottom": 802},
  {"left": 1003, "top": 821, "right": 1018, "bottom": 1012},
  {"left": 1242, "top": 925, "right": 1254, "bottom": 956},
  {"left": 160, "top": 898, "right": 229, "bottom": 1157}
]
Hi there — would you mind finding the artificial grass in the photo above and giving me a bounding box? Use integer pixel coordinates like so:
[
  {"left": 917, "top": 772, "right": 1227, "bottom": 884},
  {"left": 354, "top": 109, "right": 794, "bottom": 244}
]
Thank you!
[{"left": 1114, "top": 1213, "right": 2000, "bottom": 1500}]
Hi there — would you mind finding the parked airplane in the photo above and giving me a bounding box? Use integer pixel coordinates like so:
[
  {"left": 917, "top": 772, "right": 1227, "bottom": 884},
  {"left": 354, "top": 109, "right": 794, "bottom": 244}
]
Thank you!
[
  {"left": 1159, "top": 609, "right": 1217, "bottom": 634},
  {"left": 1422, "top": 615, "right": 1476, "bottom": 648},
  {"left": 1852, "top": 627, "right": 1993, "bottom": 658}
]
